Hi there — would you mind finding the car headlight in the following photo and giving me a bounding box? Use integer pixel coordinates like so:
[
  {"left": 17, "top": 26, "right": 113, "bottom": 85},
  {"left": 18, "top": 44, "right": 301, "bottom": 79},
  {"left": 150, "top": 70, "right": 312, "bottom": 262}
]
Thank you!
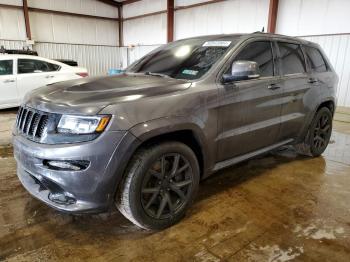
[{"left": 57, "top": 115, "right": 111, "bottom": 134}]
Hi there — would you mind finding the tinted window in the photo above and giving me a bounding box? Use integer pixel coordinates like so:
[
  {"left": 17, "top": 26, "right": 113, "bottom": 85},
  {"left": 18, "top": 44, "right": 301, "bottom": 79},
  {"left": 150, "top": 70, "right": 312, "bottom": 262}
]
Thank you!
[
  {"left": 233, "top": 41, "right": 274, "bottom": 77},
  {"left": 127, "top": 38, "right": 238, "bottom": 80},
  {"left": 278, "top": 42, "right": 306, "bottom": 75},
  {"left": 0, "top": 60, "right": 13, "bottom": 75},
  {"left": 305, "top": 46, "right": 328, "bottom": 72},
  {"left": 18, "top": 59, "right": 60, "bottom": 74}
]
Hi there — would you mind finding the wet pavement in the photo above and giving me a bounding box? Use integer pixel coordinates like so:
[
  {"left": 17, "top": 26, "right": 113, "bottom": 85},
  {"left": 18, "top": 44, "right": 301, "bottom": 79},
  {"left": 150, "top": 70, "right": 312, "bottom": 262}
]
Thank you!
[
  {"left": 0, "top": 108, "right": 17, "bottom": 147},
  {"left": 0, "top": 111, "right": 350, "bottom": 261}
]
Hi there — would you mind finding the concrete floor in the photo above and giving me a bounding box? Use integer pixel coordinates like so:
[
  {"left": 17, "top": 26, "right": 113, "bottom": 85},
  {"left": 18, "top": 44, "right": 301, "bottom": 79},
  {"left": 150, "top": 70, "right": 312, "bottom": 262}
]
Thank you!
[{"left": 1, "top": 109, "right": 350, "bottom": 261}]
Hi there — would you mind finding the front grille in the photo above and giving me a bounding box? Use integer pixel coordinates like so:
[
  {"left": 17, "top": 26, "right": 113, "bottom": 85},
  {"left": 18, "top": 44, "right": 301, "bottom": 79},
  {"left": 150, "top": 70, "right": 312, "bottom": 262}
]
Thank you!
[{"left": 16, "top": 106, "right": 50, "bottom": 141}]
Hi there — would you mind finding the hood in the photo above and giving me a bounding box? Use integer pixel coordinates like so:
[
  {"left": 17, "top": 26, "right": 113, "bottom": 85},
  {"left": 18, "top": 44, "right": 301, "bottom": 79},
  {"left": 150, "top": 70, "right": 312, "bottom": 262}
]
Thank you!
[{"left": 24, "top": 74, "right": 191, "bottom": 115}]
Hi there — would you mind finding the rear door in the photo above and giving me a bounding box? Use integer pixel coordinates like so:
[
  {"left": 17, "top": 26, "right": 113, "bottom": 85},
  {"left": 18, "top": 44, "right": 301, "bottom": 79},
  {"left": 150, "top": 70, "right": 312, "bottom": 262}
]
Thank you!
[
  {"left": 16, "top": 58, "right": 56, "bottom": 100},
  {"left": 0, "top": 59, "right": 19, "bottom": 107},
  {"left": 217, "top": 40, "right": 283, "bottom": 162},
  {"left": 304, "top": 45, "right": 334, "bottom": 93},
  {"left": 276, "top": 41, "right": 312, "bottom": 142}
]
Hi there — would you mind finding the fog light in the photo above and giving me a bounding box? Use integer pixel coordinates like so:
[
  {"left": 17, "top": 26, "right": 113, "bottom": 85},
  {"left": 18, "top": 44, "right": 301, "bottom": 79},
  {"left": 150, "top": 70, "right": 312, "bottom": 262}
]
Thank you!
[
  {"left": 49, "top": 192, "right": 76, "bottom": 204},
  {"left": 44, "top": 160, "right": 89, "bottom": 171}
]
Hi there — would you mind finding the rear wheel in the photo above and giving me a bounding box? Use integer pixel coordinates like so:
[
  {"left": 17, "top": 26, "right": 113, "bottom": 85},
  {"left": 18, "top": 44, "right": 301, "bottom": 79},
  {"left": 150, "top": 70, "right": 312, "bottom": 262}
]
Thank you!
[
  {"left": 296, "top": 107, "right": 333, "bottom": 157},
  {"left": 116, "top": 142, "right": 200, "bottom": 230}
]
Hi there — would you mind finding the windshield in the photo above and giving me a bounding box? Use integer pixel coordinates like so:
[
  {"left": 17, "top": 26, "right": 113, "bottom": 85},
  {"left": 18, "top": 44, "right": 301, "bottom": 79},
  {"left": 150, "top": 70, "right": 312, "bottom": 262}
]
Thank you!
[{"left": 126, "top": 38, "right": 238, "bottom": 80}]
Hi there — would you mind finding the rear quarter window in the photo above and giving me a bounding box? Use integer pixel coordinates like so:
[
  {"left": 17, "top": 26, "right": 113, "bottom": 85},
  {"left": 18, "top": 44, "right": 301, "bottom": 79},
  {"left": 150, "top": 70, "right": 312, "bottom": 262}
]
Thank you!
[{"left": 304, "top": 46, "right": 328, "bottom": 73}]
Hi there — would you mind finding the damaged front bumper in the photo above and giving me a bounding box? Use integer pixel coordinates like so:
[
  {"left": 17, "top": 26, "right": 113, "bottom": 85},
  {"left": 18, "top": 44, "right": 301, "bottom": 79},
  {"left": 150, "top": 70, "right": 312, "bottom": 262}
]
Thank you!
[{"left": 13, "top": 130, "right": 139, "bottom": 213}]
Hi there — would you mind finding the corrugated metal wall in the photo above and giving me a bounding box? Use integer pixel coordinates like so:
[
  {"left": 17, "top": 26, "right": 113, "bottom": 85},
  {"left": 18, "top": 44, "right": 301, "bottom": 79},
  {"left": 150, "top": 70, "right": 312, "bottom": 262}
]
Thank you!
[
  {"left": 0, "top": 0, "right": 121, "bottom": 76},
  {"left": 301, "top": 34, "right": 350, "bottom": 107},
  {"left": 34, "top": 43, "right": 123, "bottom": 76}
]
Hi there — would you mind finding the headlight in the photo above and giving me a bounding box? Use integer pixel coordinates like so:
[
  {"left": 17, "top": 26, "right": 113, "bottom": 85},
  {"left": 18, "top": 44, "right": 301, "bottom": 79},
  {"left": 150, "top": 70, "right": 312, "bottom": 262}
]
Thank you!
[{"left": 57, "top": 115, "right": 111, "bottom": 134}]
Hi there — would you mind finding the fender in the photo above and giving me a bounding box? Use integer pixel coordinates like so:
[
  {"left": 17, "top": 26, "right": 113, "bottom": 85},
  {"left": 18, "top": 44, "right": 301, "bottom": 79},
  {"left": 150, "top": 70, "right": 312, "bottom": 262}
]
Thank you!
[
  {"left": 297, "top": 96, "right": 336, "bottom": 143},
  {"left": 129, "top": 115, "right": 215, "bottom": 177}
]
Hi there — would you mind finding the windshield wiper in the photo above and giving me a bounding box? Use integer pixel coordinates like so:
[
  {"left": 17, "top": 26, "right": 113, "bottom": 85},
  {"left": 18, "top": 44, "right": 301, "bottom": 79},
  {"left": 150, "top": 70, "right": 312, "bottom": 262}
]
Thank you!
[{"left": 144, "top": 72, "right": 171, "bottom": 78}]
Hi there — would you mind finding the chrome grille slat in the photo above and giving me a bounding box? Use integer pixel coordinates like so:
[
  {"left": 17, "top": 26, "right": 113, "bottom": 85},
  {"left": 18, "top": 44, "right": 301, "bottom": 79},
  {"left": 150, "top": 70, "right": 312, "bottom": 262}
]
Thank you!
[
  {"left": 32, "top": 114, "right": 43, "bottom": 138},
  {"left": 20, "top": 109, "right": 28, "bottom": 130},
  {"left": 15, "top": 106, "right": 50, "bottom": 142},
  {"left": 24, "top": 111, "right": 33, "bottom": 134},
  {"left": 16, "top": 107, "right": 23, "bottom": 127},
  {"left": 17, "top": 108, "right": 24, "bottom": 128}
]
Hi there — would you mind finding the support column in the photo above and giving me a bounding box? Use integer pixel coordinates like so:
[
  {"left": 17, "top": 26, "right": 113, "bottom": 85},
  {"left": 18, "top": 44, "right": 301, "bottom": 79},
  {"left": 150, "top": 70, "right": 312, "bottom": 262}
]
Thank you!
[
  {"left": 23, "top": 0, "right": 31, "bottom": 40},
  {"left": 167, "top": 0, "right": 174, "bottom": 42},
  {"left": 267, "top": 0, "right": 279, "bottom": 33}
]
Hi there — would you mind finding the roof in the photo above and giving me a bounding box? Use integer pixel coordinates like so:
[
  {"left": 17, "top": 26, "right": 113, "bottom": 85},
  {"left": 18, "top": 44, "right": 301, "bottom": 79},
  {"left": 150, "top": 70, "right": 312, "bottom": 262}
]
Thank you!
[
  {"left": 178, "top": 32, "right": 312, "bottom": 45},
  {"left": 0, "top": 54, "right": 68, "bottom": 66}
]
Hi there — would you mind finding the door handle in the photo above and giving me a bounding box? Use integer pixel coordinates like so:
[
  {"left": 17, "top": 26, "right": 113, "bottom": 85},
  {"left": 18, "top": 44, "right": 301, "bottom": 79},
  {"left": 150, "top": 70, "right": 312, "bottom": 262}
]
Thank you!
[
  {"left": 267, "top": 83, "right": 281, "bottom": 90},
  {"left": 45, "top": 75, "right": 55, "bottom": 79},
  {"left": 3, "top": 79, "right": 15, "bottom": 83},
  {"left": 308, "top": 78, "right": 319, "bottom": 84}
]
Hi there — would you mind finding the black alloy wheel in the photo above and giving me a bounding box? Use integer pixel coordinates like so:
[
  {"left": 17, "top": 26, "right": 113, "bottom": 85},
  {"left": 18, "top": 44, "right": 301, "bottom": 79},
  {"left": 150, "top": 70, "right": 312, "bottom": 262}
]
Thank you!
[
  {"left": 309, "top": 107, "right": 333, "bottom": 156},
  {"left": 116, "top": 142, "right": 200, "bottom": 230},
  {"left": 141, "top": 153, "right": 193, "bottom": 219}
]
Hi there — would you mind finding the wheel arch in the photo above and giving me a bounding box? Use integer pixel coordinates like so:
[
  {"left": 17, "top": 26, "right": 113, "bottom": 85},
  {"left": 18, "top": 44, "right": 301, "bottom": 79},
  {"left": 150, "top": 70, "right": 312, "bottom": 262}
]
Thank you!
[
  {"left": 129, "top": 117, "right": 209, "bottom": 178},
  {"left": 316, "top": 99, "right": 335, "bottom": 115}
]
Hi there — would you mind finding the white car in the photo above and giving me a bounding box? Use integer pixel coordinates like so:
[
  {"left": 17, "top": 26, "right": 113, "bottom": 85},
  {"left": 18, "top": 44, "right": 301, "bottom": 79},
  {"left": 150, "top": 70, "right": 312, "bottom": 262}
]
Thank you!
[{"left": 0, "top": 55, "right": 88, "bottom": 109}]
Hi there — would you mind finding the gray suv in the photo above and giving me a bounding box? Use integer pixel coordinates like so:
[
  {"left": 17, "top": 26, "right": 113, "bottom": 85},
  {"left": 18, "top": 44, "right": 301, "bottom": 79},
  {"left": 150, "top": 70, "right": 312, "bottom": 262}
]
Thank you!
[{"left": 13, "top": 33, "right": 337, "bottom": 230}]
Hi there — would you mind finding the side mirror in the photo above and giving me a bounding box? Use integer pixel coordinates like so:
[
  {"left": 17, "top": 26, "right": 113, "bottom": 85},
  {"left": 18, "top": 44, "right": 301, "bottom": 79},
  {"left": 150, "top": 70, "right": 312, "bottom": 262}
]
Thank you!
[{"left": 222, "top": 60, "right": 260, "bottom": 83}]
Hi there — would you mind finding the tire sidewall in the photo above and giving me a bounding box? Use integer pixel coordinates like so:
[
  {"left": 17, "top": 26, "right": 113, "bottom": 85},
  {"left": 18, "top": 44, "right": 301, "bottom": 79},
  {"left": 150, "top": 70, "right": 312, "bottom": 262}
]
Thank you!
[
  {"left": 127, "top": 142, "right": 200, "bottom": 230},
  {"left": 308, "top": 107, "right": 333, "bottom": 156}
]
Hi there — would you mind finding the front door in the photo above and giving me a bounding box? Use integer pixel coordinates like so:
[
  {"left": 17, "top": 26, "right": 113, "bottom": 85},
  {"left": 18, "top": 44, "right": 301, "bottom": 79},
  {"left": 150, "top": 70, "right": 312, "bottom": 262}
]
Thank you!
[
  {"left": 0, "top": 59, "right": 19, "bottom": 108},
  {"left": 217, "top": 40, "right": 283, "bottom": 162}
]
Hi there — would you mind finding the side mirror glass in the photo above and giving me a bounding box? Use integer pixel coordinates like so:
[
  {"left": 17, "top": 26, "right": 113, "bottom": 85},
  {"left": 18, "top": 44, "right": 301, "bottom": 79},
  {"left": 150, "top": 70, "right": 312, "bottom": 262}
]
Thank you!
[{"left": 222, "top": 60, "right": 260, "bottom": 83}]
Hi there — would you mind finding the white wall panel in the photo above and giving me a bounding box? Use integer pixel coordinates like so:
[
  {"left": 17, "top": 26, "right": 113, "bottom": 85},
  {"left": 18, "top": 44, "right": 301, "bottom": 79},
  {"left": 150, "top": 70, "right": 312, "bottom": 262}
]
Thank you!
[
  {"left": 35, "top": 43, "right": 123, "bottom": 76},
  {"left": 124, "top": 14, "right": 167, "bottom": 45},
  {"left": 301, "top": 35, "right": 350, "bottom": 107},
  {"left": 0, "top": 7, "right": 26, "bottom": 40},
  {"left": 175, "top": 0, "right": 269, "bottom": 40},
  {"left": 0, "top": 0, "right": 22, "bottom": 5},
  {"left": 276, "top": 0, "right": 350, "bottom": 36},
  {"left": 175, "top": 0, "right": 209, "bottom": 6},
  {"left": 28, "top": 0, "right": 118, "bottom": 18},
  {"left": 29, "top": 12, "right": 119, "bottom": 45},
  {"left": 123, "top": 0, "right": 166, "bottom": 18}
]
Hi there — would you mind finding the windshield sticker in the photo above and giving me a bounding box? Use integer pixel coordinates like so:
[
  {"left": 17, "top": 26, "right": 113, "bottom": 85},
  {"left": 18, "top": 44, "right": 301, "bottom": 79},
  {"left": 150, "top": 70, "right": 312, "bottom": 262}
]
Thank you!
[
  {"left": 203, "top": 41, "right": 231, "bottom": 47},
  {"left": 182, "top": 69, "right": 198, "bottom": 76}
]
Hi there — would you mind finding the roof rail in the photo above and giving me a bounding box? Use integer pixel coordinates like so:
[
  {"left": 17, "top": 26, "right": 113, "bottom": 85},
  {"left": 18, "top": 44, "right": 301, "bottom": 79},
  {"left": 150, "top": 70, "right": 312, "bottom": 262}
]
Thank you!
[{"left": 0, "top": 46, "right": 38, "bottom": 56}]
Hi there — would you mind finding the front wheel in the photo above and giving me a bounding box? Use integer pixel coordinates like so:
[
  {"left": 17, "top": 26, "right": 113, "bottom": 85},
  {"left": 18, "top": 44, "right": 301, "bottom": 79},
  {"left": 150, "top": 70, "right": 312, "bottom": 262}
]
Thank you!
[
  {"left": 296, "top": 107, "right": 333, "bottom": 157},
  {"left": 116, "top": 142, "right": 200, "bottom": 230}
]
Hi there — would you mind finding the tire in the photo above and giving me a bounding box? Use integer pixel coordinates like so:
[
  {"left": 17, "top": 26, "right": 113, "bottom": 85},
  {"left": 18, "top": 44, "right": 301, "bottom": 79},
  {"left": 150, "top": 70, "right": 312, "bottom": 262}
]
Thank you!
[
  {"left": 295, "top": 107, "right": 333, "bottom": 157},
  {"left": 115, "top": 141, "right": 200, "bottom": 230}
]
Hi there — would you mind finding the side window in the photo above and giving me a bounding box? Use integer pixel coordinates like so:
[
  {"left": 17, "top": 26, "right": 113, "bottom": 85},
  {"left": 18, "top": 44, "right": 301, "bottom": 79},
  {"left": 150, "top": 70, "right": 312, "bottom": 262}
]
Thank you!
[
  {"left": 305, "top": 46, "right": 328, "bottom": 72},
  {"left": 48, "top": 62, "right": 60, "bottom": 71},
  {"left": 233, "top": 41, "right": 274, "bottom": 77},
  {"left": 0, "top": 60, "right": 13, "bottom": 75},
  {"left": 18, "top": 59, "right": 38, "bottom": 74},
  {"left": 278, "top": 42, "right": 306, "bottom": 75},
  {"left": 18, "top": 59, "right": 60, "bottom": 74}
]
